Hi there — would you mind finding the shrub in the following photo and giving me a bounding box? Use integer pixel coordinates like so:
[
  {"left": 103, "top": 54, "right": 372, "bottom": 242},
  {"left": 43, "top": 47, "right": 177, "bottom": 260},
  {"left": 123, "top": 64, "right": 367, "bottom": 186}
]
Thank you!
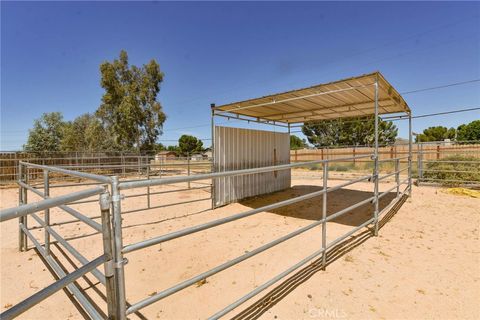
[
  {"left": 423, "top": 155, "right": 480, "bottom": 186},
  {"left": 328, "top": 163, "right": 354, "bottom": 172}
]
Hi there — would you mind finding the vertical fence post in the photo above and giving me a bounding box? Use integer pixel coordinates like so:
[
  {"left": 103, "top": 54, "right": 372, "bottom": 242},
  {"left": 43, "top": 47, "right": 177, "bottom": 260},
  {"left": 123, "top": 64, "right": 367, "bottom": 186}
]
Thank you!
[
  {"left": 23, "top": 166, "right": 29, "bottom": 250},
  {"left": 138, "top": 155, "right": 141, "bottom": 175},
  {"left": 44, "top": 169, "right": 50, "bottom": 255},
  {"left": 18, "top": 163, "right": 24, "bottom": 252},
  {"left": 418, "top": 142, "right": 424, "bottom": 184},
  {"left": 395, "top": 159, "right": 400, "bottom": 198},
  {"left": 321, "top": 163, "right": 328, "bottom": 270},
  {"left": 146, "top": 162, "right": 151, "bottom": 209},
  {"left": 121, "top": 153, "right": 126, "bottom": 177},
  {"left": 187, "top": 152, "right": 191, "bottom": 189},
  {"left": 111, "top": 176, "right": 127, "bottom": 320},
  {"left": 100, "top": 188, "right": 118, "bottom": 320}
]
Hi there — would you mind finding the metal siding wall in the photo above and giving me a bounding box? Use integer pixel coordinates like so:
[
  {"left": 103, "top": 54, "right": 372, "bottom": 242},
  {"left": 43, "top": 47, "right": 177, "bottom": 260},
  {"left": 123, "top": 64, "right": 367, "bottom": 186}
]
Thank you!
[{"left": 214, "top": 126, "right": 291, "bottom": 207}]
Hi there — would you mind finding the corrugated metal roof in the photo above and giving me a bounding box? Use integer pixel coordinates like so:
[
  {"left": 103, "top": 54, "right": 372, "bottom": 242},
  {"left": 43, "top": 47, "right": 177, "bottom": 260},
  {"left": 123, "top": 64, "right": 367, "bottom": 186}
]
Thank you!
[{"left": 213, "top": 71, "right": 410, "bottom": 123}]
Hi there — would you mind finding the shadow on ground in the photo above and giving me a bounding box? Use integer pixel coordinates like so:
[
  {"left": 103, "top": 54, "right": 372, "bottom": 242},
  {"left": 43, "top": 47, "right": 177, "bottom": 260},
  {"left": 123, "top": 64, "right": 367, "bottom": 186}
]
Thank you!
[
  {"left": 232, "top": 194, "right": 407, "bottom": 320},
  {"left": 239, "top": 185, "right": 398, "bottom": 226}
]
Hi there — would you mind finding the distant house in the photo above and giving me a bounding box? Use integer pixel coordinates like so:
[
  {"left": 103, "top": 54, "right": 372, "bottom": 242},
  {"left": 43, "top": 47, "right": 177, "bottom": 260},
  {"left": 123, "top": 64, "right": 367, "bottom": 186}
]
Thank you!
[
  {"left": 190, "top": 153, "right": 204, "bottom": 161},
  {"left": 155, "top": 151, "right": 177, "bottom": 161},
  {"left": 203, "top": 150, "right": 212, "bottom": 159}
]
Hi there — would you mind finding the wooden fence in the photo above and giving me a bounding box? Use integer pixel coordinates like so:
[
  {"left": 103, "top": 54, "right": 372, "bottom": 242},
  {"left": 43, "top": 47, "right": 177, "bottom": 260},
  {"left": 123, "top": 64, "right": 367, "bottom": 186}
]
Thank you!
[{"left": 290, "top": 143, "right": 480, "bottom": 163}]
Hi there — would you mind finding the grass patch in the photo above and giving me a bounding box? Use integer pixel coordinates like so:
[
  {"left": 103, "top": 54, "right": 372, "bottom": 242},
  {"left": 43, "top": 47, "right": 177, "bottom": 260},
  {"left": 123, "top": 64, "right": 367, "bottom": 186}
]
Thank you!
[{"left": 423, "top": 155, "right": 480, "bottom": 186}]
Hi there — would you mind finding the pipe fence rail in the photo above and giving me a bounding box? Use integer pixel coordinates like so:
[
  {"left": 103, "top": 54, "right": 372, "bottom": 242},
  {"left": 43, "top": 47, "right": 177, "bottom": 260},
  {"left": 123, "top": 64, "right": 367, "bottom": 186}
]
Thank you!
[
  {"left": 1, "top": 153, "right": 411, "bottom": 319},
  {"left": 0, "top": 153, "right": 213, "bottom": 184}
]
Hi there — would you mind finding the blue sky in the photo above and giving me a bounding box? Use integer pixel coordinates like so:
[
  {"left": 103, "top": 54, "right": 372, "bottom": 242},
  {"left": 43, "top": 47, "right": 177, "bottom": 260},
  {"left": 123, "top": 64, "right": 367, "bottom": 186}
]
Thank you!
[{"left": 1, "top": 1, "right": 479, "bottom": 150}]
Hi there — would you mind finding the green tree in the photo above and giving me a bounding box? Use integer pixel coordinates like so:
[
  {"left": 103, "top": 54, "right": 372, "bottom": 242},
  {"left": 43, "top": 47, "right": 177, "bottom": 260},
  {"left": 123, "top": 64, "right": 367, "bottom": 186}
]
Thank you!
[
  {"left": 290, "top": 135, "right": 307, "bottom": 150},
  {"left": 96, "top": 50, "right": 166, "bottom": 151},
  {"left": 415, "top": 126, "right": 456, "bottom": 142},
  {"left": 61, "top": 113, "right": 115, "bottom": 151},
  {"left": 178, "top": 135, "right": 203, "bottom": 156},
  {"left": 302, "top": 117, "right": 398, "bottom": 147},
  {"left": 24, "top": 112, "right": 66, "bottom": 152},
  {"left": 84, "top": 116, "right": 117, "bottom": 151},
  {"left": 152, "top": 142, "right": 166, "bottom": 153},
  {"left": 166, "top": 145, "right": 179, "bottom": 153},
  {"left": 456, "top": 120, "right": 480, "bottom": 142}
]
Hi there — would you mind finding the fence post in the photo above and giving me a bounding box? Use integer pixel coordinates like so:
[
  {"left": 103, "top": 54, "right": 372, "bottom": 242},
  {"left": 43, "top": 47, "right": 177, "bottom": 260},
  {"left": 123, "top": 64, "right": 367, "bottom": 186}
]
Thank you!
[
  {"left": 146, "top": 162, "right": 151, "bottom": 209},
  {"left": 18, "top": 163, "right": 24, "bottom": 252},
  {"left": 138, "top": 155, "right": 141, "bottom": 175},
  {"left": 187, "top": 152, "right": 191, "bottom": 189},
  {"left": 418, "top": 143, "right": 424, "bottom": 184},
  {"left": 44, "top": 169, "right": 50, "bottom": 255},
  {"left": 100, "top": 189, "right": 118, "bottom": 320},
  {"left": 321, "top": 163, "right": 328, "bottom": 270},
  {"left": 23, "top": 167, "right": 29, "bottom": 251},
  {"left": 395, "top": 159, "right": 400, "bottom": 198},
  {"left": 121, "top": 153, "right": 126, "bottom": 176},
  {"left": 111, "top": 176, "right": 127, "bottom": 320}
]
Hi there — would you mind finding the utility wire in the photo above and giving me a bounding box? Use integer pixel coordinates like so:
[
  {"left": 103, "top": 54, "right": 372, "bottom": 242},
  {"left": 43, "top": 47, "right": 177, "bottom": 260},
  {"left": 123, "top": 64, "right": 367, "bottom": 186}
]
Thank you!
[
  {"left": 404, "top": 107, "right": 479, "bottom": 120},
  {"left": 401, "top": 79, "right": 480, "bottom": 95}
]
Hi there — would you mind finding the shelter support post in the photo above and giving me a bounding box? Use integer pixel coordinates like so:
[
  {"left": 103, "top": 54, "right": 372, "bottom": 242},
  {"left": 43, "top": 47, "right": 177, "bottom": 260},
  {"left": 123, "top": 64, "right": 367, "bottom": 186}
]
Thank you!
[
  {"left": 373, "top": 77, "right": 379, "bottom": 236},
  {"left": 211, "top": 104, "right": 216, "bottom": 210},
  {"left": 408, "top": 113, "right": 413, "bottom": 196}
]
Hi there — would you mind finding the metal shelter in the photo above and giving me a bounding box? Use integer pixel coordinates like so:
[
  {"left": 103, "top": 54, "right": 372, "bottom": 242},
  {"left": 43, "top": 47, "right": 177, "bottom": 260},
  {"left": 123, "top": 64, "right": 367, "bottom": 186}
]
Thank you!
[{"left": 210, "top": 71, "right": 413, "bottom": 212}]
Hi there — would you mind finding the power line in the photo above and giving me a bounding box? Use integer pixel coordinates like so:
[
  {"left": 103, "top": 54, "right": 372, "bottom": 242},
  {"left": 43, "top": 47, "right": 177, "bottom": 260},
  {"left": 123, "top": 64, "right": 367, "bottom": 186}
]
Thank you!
[
  {"left": 401, "top": 79, "right": 480, "bottom": 95},
  {"left": 410, "top": 107, "right": 480, "bottom": 120},
  {"left": 287, "top": 107, "right": 480, "bottom": 133}
]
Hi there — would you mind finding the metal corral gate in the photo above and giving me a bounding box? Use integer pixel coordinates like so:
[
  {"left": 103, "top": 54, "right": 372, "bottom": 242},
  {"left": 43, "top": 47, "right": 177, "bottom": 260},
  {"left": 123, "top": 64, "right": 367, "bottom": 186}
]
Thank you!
[
  {"left": 0, "top": 153, "right": 411, "bottom": 319},
  {"left": 213, "top": 126, "right": 290, "bottom": 207}
]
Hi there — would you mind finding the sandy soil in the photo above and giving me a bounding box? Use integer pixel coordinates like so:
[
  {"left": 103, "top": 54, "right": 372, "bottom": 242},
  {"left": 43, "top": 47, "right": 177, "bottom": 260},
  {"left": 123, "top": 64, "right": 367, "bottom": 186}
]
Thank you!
[{"left": 1, "top": 171, "right": 479, "bottom": 320}]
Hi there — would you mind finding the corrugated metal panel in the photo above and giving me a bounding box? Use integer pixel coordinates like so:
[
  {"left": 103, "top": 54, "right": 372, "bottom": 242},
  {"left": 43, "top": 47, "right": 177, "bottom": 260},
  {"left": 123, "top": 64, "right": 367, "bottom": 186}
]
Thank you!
[{"left": 214, "top": 126, "right": 291, "bottom": 207}]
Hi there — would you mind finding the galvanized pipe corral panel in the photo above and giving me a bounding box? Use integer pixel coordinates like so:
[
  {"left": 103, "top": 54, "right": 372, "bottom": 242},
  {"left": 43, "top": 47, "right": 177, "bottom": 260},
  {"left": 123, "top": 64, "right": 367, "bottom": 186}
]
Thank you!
[{"left": 214, "top": 126, "right": 290, "bottom": 207}]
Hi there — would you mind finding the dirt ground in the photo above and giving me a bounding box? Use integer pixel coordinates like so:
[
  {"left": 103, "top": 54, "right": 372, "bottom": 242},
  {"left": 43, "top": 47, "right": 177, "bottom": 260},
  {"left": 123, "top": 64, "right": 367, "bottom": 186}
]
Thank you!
[{"left": 1, "top": 170, "right": 479, "bottom": 320}]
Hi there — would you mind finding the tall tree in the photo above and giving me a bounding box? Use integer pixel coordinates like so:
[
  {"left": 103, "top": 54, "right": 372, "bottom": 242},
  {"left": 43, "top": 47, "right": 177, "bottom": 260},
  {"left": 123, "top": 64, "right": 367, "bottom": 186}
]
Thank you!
[
  {"left": 178, "top": 135, "right": 203, "bottom": 156},
  {"left": 302, "top": 117, "right": 398, "bottom": 147},
  {"left": 456, "top": 120, "right": 480, "bottom": 142},
  {"left": 96, "top": 50, "right": 166, "bottom": 151},
  {"left": 415, "top": 126, "right": 456, "bottom": 142},
  {"left": 24, "top": 112, "right": 65, "bottom": 152}
]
